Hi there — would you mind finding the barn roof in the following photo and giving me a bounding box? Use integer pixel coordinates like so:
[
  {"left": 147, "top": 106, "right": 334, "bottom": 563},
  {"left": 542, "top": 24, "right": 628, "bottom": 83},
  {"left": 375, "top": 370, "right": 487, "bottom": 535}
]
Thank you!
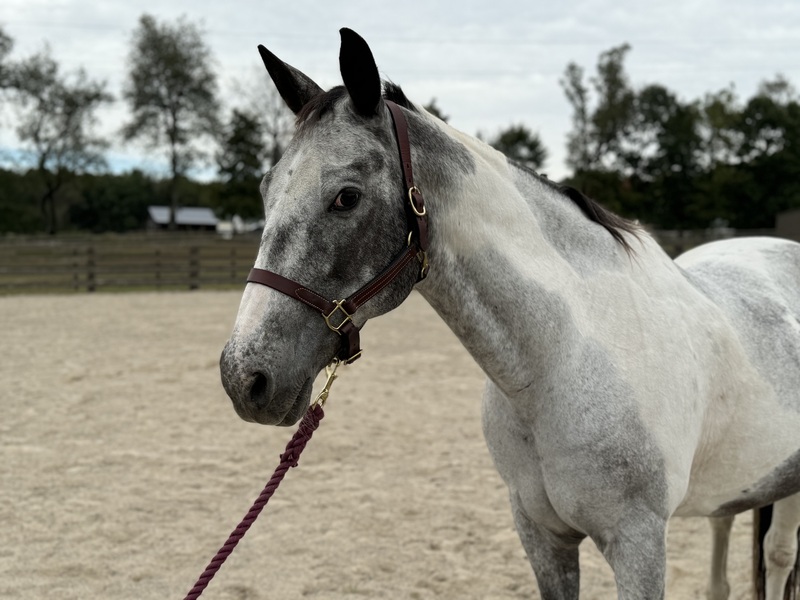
[{"left": 147, "top": 206, "right": 219, "bottom": 227}]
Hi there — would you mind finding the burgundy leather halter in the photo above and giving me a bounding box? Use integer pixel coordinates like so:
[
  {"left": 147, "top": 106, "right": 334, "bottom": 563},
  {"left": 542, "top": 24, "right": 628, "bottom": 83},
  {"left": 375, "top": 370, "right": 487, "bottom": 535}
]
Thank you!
[{"left": 246, "top": 100, "right": 429, "bottom": 364}]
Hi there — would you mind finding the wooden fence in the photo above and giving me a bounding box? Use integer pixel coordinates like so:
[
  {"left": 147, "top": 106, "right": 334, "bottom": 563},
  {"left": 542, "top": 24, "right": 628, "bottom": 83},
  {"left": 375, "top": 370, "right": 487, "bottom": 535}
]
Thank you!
[
  {"left": 0, "top": 234, "right": 260, "bottom": 294},
  {"left": 649, "top": 228, "right": 778, "bottom": 257},
  {"left": 0, "top": 228, "right": 782, "bottom": 295}
]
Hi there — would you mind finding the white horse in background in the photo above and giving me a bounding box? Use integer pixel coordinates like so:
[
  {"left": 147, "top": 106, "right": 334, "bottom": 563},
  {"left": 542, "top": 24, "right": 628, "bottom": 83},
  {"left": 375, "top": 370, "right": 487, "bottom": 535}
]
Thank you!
[{"left": 219, "top": 28, "right": 800, "bottom": 599}]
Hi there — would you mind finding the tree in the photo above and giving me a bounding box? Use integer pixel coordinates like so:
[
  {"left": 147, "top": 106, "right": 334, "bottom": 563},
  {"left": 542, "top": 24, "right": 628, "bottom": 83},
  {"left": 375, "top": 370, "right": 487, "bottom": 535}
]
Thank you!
[
  {"left": 701, "top": 87, "right": 742, "bottom": 168},
  {"left": 229, "top": 71, "right": 294, "bottom": 169},
  {"left": 490, "top": 124, "right": 548, "bottom": 172},
  {"left": 69, "top": 170, "right": 155, "bottom": 232},
  {"left": 0, "top": 168, "right": 43, "bottom": 233},
  {"left": 0, "top": 26, "right": 13, "bottom": 89},
  {"left": 423, "top": 98, "right": 449, "bottom": 123},
  {"left": 260, "top": 82, "right": 292, "bottom": 167},
  {"left": 561, "top": 62, "right": 592, "bottom": 173},
  {"left": 629, "top": 85, "right": 704, "bottom": 228},
  {"left": 216, "top": 108, "right": 266, "bottom": 218},
  {"left": 561, "top": 45, "right": 800, "bottom": 230},
  {"left": 591, "top": 44, "right": 636, "bottom": 169},
  {"left": 561, "top": 44, "right": 635, "bottom": 174},
  {"left": 218, "top": 109, "right": 265, "bottom": 183},
  {"left": 738, "top": 77, "right": 798, "bottom": 161},
  {"left": 122, "top": 14, "right": 220, "bottom": 227},
  {"left": 8, "top": 48, "right": 112, "bottom": 234},
  {"left": 730, "top": 77, "right": 800, "bottom": 227}
]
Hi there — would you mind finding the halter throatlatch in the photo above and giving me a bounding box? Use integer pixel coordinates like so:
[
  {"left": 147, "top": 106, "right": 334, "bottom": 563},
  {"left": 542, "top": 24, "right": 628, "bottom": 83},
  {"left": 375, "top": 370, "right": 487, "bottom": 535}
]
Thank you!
[{"left": 246, "top": 100, "right": 429, "bottom": 364}]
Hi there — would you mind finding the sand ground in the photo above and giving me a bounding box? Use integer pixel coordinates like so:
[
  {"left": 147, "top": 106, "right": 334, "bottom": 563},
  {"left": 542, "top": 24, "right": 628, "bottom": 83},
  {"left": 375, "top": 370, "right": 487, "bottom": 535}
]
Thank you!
[{"left": 1, "top": 291, "right": 755, "bottom": 599}]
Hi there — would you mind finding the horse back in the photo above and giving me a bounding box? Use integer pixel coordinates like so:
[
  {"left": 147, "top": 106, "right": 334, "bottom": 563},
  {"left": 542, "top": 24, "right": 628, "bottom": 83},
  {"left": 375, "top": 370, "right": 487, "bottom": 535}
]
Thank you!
[{"left": 678, "top": 236, "right": 800, "bottom": 411}]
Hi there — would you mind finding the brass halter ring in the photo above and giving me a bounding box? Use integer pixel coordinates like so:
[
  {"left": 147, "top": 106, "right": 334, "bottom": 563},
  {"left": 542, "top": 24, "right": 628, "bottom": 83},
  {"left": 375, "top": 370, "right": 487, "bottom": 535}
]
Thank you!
[{"left": 408, "top": 186, "right": 426, "bottom": 217}]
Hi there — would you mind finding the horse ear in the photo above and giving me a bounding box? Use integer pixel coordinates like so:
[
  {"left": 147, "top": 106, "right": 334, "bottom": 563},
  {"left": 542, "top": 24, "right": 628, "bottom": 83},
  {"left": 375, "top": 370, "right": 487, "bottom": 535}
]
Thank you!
[
  {"left": 257, "top": 45, "right": 323, "bottom": 115},
  {"left": 339, "top": 28, "right": 381, "bottom": 117}
]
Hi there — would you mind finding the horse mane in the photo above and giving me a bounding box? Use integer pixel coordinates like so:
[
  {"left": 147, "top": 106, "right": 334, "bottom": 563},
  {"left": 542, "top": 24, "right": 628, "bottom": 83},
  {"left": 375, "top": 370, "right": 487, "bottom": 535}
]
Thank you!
[
  {"left": 511, "top": 160, "right": 639, "bottom": 253},
  {"left": 295, "top": 86, "right": 348, "bottom": 125},
  {"left": 382, "top": 82, "right": 415, "bottom": 110},
  {"left": 559, "top": 185, "right": 639, "bottom": 253},
  {"left": 296, "top": 82, "right": 416, "bottom": 126}
]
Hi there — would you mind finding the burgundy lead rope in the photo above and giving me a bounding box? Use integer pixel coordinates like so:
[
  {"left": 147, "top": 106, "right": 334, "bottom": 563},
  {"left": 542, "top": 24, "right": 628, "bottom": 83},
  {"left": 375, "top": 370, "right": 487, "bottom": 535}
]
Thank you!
[
  {"left": 185, "top": 99, "right": 425, "bottom": 597},
  {"left": 182, "top": 404, "right": 325, "bottom": 600}
]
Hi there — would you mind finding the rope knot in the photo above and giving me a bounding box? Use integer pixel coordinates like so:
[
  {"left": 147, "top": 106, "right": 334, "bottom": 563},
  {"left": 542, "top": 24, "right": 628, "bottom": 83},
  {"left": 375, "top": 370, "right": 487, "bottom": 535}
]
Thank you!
[{"left": 279, "top": 451, "right": 299, "bottom": 468}]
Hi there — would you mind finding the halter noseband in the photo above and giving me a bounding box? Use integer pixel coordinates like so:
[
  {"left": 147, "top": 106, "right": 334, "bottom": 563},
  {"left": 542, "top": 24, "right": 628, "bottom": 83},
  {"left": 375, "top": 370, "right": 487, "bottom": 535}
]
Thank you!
[{"left": 246, "top": 100, "right": 429, "bottom": 364}]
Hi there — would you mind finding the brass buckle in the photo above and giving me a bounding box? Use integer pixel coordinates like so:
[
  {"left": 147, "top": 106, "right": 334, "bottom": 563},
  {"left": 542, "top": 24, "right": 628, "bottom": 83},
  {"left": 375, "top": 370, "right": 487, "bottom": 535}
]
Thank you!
[
  {"left": 417, "top": 250, "right": 430, "bottom": 280},
  {"left": 408, "top": 232, "right": 430, "bottom": 280},
  {"left": 408, "top": 186, "right": 426, "bottom": 217},
  {"left": 323, "top": 300, "right": 352, "bottom": 333}
]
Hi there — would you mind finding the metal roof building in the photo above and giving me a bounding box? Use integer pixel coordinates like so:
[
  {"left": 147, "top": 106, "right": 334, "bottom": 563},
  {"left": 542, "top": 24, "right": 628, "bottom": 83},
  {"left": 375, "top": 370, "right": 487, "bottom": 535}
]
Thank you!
[{"left": 147, "top": 206, "right": 219, "bottom": 231}]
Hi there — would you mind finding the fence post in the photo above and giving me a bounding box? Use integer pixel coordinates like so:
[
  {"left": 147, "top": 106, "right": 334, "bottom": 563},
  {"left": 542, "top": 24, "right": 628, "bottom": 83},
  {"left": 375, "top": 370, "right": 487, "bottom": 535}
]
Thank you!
[
  {"left": 86, "top": 246, "right": 96, "bottom": 292},
  {"left": 72, "top": 247, "right": 80, "bottom": 291},
  {"left": 189, "top": 246, "right": 199, "bottom": 290},
  {"left": 155, "top": 248, "right": 162, "bottom": 289}
]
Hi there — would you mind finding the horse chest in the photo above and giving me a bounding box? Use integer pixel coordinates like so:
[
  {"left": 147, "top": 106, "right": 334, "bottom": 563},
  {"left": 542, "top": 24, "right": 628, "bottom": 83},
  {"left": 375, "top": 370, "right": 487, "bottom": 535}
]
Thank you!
[
  {"left": 481, "top": 386, "right": 558, "bottom": 525},
  {"left": 482, "top": 375, "right": 675, "bottom": 534}
]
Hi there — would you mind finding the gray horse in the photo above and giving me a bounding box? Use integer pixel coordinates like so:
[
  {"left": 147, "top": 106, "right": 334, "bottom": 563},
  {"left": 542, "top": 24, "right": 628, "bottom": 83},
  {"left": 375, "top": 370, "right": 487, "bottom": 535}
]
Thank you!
[{"left": 219, "top": 28, "right": 800, "bottom": 600}]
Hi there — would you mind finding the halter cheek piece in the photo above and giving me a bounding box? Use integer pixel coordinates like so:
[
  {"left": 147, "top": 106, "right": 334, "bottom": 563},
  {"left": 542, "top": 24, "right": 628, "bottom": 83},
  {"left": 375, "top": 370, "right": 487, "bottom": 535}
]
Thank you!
[{"left": 246, "top": 100, "right": 429, "bottom": 364}]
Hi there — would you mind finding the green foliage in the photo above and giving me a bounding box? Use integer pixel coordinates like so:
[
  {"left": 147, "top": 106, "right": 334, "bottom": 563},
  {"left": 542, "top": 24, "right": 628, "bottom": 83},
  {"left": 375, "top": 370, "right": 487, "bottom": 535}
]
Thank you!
[
  {"left": 590, "top": 44, "right": 636, "bottom": 169},
  {"left": 701, "top": 87, "right": 741, "bottom": 166},
  {"left": 562, "top": 44, "right": 635, "bottom": 172},
  {"left": 218, "top": 109, "right": 266, "bottom": 183},
  {"left": 0, "top": 25, "right": 13, "bottom": 89},
  {"left": 69, "top": 171, "right": 156, "bottom": 232},
  {"left": 2, "top": 20, "right": 800, "bottom": 237},
  {"left": 215, "top": 179, "right": 263, "bottom": 220},
  {"left": 489, "top": 124, "right": 548, "bottom": 171},
  {"left": 215, "top": 109, "right": 267, "bottom": 219},
  {"left": 11, "top": 50, "right": 112, "bottom": 174},
  {"left": 563, "top": 45, "right": 800, "bottom": 230},
  {"left": 0, "top": 169, "right": 43, "bottom": 233},
  {"left": 561, "top": 63, "right": 592, "bottom": 172},
  {"left": 7, "top": 48, "right": 113, "bottom": 234}
]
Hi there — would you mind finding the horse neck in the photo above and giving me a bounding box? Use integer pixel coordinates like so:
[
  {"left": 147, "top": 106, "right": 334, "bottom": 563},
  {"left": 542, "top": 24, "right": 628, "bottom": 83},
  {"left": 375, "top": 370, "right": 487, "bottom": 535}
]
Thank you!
[{"left": 413, "top": 122, "right": 636, "bottom": 398}]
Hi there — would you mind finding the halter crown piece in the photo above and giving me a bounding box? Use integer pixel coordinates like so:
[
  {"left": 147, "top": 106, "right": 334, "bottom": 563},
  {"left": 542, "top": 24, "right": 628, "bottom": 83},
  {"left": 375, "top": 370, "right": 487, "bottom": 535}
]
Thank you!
[{"left": 246, "top": 100, "right": 429, "bottom": 364}]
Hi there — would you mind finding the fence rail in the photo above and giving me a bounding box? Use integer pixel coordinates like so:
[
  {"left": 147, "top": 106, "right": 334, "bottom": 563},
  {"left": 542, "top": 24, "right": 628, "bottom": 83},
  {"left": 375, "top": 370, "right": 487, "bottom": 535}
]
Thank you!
[
  {"left": 0, "top": 235, "right": 260, "bottom": 293},
  {"left": 0, "top": 228, "right": 782, "bottom": 295}
]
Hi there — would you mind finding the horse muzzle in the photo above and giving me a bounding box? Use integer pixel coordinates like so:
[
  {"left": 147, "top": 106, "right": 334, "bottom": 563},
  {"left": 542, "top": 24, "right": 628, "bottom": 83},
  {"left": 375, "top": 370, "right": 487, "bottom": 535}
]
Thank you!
[{"left": 219, "top": 339, "right": 315, "bottom": 426}]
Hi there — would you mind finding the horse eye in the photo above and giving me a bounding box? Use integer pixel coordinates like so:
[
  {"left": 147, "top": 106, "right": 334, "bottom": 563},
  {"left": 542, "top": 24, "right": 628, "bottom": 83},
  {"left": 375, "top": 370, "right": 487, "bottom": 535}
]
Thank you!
[{"left": 331, "top": 189, "right": 361, "bottom": 212}]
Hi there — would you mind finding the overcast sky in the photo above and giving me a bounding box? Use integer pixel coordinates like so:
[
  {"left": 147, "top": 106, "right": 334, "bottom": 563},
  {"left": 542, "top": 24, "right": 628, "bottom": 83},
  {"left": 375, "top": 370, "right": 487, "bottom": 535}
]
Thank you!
[{"left": 2, "top": 0, "right": 799, "bottom": 180}]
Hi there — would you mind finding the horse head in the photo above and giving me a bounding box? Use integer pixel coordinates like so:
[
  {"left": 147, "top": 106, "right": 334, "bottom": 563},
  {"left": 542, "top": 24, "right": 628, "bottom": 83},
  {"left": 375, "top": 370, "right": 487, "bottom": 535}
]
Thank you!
[{"left": 220, "top": 29, "right": 424, "bottom": 426}]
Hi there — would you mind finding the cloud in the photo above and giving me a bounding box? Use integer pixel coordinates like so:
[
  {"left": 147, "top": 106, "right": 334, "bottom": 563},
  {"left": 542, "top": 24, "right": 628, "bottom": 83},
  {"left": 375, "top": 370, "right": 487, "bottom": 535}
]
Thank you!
[{"left": 2, "top": 0, "right": 799, "bottom": 179}]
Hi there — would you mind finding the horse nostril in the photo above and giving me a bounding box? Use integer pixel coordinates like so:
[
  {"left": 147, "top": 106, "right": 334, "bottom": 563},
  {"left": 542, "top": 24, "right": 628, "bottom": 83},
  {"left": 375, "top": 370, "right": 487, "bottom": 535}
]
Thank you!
[{"left": 249, "top": 372, "right": 272, "bottom": 408}]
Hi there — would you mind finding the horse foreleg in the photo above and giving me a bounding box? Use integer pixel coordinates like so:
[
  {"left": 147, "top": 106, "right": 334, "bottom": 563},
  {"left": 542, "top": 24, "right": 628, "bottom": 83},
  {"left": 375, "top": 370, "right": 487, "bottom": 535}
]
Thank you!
[
  {"left": 764, "top": 493, "right": 800, "bottom": 600},
  {"left": 510, "top": 495, "right": 583, "bottom": 600},
  {"left": 593, "top": 510, "right": 668, "bottom": 600},
  {"left": 708, "top": 515, "right": 735, "bottom": 600}
]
